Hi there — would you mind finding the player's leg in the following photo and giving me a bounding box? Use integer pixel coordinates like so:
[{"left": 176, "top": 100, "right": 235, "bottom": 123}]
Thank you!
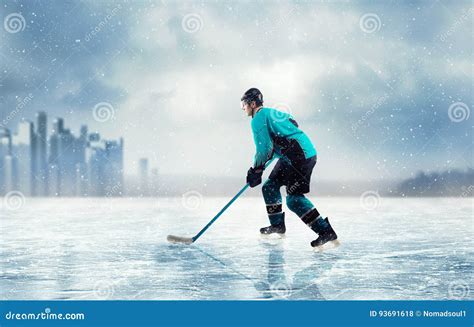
[
  {"left": 285, "top": 156, "right": 338, "bottom": 248},
  {"left": 286, "top": 194, "right": 330, "bottom": 233},
  {"left": 260, "top": 160, "right": 286, "bottom": 235}
]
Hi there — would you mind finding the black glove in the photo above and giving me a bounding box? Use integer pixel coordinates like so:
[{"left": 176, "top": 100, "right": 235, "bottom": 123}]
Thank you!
[{"left": 247, "top": 167, "right": 263, "bottom": 187}]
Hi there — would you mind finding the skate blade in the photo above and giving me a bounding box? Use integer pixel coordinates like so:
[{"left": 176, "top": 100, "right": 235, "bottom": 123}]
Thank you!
[
  {"left": 260, "top": 233, "right": 286, "bottom": 240},
  {"left": 313, "top": 239, "right": 340, "bottom": 252},
  {"left": 259, "top": 233, "right": 286, "bottom": 245}
]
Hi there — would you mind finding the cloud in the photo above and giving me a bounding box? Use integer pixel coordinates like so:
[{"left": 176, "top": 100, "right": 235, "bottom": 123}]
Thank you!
[{"left": 1, "top": 0, "right": 472, "bottom": 180}]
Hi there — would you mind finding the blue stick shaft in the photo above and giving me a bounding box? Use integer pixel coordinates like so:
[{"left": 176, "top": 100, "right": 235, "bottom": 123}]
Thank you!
[
  {"left": 192, "top": 184, "right": 249, "bottom": 242},
  {"left": 192, "top": 159, "right": 274, "bottom": 243}
]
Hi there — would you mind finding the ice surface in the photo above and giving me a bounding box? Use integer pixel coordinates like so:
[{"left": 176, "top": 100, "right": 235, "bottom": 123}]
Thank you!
[{"left": 0, "top": 197, "right": 472, "bottom": 300}]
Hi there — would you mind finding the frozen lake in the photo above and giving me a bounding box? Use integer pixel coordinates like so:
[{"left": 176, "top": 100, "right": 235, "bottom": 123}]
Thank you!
[{"left": 0, "top": 197, "right": 472, "bottom": 300}]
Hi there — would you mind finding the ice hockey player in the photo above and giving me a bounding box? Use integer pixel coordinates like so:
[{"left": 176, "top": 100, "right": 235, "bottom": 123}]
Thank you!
[{"left": 242, "top": 87, "right": 339, "bottom": 249}]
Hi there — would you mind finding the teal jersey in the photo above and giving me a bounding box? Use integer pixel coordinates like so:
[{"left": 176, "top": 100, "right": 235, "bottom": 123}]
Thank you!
[{"left": 251, "top": 107, "right": 317, "bottom": 168}]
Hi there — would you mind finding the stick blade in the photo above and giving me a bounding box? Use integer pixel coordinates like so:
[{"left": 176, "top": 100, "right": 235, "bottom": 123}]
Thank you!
[{"left": 167, "top": 234, "right": 194, "bottom": 245}]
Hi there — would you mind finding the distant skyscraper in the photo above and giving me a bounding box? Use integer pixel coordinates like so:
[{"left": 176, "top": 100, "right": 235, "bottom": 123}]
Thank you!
[
  {"left": 48, "top": 117, "right": 87, "bottom": 196},
  {"left": 88, "top": 146, "right": 107, "bottom": 196},
  {"left": 0, "top": 127, "right": 12, "bottom": 154},
  {"left": 3, "top": 155, "right": 16, "bottom": 193},
  {"left": 49, "top": 123, "right": 60, "bottom": 196},
  {"left": 36, "top": 112, "right": 48, "bottom": 196},
  {"left": 49, "top": 118, "right": 63, "bottom": 196},
  {"left": 139, "top": 158, "right": 149, "bottom": 196},
  {"left": 52, "top": 118, "right": 64, "bottom": 135},
  {"left": 0, "top": 127, "right": 13, "bottom": 195},
  {"left": 86, "top": 133, "right": 124, "bottom": 197},
  {"left": 77, "top": 125, "right": 89, "bottom": 196},
  {"left": 85, "top": 132, "right": 101, "bottom": 196},
  {"left": 12, "top": 121, "right": 36, "bottom": 196},
  {"left": 105, "top": 138, "right": 124, "bottom": 196}
]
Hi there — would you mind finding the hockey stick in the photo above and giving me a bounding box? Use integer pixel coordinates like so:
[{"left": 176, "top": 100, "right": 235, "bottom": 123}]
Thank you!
[{"left": 167, "top": 159, "right": 274, "bottom": 245}]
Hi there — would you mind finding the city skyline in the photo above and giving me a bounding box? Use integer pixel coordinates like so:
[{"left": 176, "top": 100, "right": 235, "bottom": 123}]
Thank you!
[{"left": 0, "top": 111, "right": 134, "bottom": 197}]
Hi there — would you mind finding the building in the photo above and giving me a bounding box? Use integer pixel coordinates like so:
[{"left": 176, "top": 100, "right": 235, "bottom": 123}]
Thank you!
[
  {"left": 0, "top": 127, "right": 15, "bottom": 195},
  {"left": 139, "top": 158, "right": 149, "bottom": 196},
  {"left": 0, "top": 113, "right": 125, "bottom": 197},
  {"left": 87, "top": 133, "right": 124, "bottom": 197},
  {"left": 11, "top": 121, "right": 37, "bottom": 196},
  {"left": 36, "top": 111, "right": 48, "bottom": 196}
]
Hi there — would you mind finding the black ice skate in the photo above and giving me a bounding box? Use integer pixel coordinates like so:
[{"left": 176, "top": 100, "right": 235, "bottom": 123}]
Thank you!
[
  {"left": 260, "top": 222, "right": 286, "bottom": 235},
  {"left": 311, "top": 218, "right": 339, "bottom": 250},
  {"left": 260, "top": 212, "right": 286, "bottom": 237}
]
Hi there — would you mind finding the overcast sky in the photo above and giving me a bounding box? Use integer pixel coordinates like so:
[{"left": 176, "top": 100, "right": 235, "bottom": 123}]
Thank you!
[{"left": 1, "top": 0, "right": 472, "bottom": 182}]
